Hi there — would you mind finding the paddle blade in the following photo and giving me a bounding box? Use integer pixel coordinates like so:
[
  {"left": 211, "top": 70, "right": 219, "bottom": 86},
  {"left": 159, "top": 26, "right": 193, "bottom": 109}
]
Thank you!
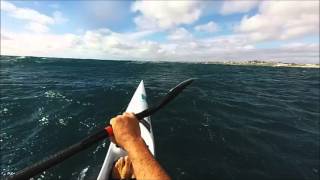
[{"left": 135, "top": 78, "right": 194, "bottom": 119}]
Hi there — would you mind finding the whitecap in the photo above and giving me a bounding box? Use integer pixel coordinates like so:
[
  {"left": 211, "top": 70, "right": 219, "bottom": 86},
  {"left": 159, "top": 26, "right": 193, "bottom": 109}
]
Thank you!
[
  {"left": 78, "top": 166, "right": 90, "bottom": 180},
  {"left": 201, "top": 123, "right": 209, "bottom": 127},
  {"left": 1, "top": 170, "right": 14, "bottom": 176},
  {"left": 44, "top": 90, "right": 65, "bottom": 99},
  {"left": 16, "top": 56, "right": 26, "bottom": 59},
  {"left": 82, "top": 102, "right": 92, "bottom": 106},
  {"left": 80, "top": 122, "right": 90, "bottom": 128},
  {"left": 93, "top": 144, "right": 102, "bottom": 154},
  {"left": 0, "top": 107, "right": 9, "bottom": 115},
  {"left": 39, "top": 116, "right": 49, "bottom": 126},
  {"left": 58, "top": 118, "right": 67, "bottom": 126}
]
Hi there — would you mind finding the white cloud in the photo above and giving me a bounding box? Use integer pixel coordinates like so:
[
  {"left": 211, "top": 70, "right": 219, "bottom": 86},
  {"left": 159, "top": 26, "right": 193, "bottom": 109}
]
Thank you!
[
  {"left": 220, "top": 0, "right": 259, "bottom": 15},
  {"left": 1, "top": 28, "right": 319, "bottom": 64},
  {"left": 53, "top": 11, "right": 68, "bottom": 24},
  {"left": 0, "top": 28, "right": 162, "bottom": 60},
  {"left": 168, "top": 28, "right": 193, "bottom": 41},
  {"left": 1, "top": 0, "right": 319, "bottom": 64},
  {"left": 194, "top": 21, "right": 219, "bottom": 33},
  {"left": 26, "top": 22, "right": 50, "bottom": 33},
  {"left": 1, "top": 1, "right": 17, "bottom": 12},
  {"left": 280, "top": 42, "right": 319, "bottom": 52},
  {"left": 202, "top": 34, "right": 254, "bottom": 50},
  {"left": 132, "top": 1, "right": 203, "bottom": 30},
  {"left": 1, "top": 1, "right": 68, "bottom": 33},
  {"left": 1, "top": 1, "right": 54, "bottom": 25},
  {"left": 1, "top": 29, "right": 80, "bottom": 57},
  {"left": 238, "top": 1, "right": 319, "bottom": 42}
]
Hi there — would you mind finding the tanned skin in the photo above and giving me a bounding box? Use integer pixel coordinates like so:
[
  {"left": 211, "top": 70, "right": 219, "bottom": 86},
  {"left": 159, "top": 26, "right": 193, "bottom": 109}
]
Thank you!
[{"left": 110, "top": 112, "right": 171, "bottom": 180}]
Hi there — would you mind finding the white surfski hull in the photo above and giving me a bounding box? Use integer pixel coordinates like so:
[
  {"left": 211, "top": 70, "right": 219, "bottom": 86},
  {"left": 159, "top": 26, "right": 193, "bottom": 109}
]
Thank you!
[{"left": 97, "top": 80, "right": 155, "bottom": 180}]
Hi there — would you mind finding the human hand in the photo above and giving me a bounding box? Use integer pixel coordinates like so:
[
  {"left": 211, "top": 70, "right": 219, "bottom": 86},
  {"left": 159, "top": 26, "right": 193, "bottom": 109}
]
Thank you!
[{"left": 109, "top": 112, "right": 141, "bottom": 150}]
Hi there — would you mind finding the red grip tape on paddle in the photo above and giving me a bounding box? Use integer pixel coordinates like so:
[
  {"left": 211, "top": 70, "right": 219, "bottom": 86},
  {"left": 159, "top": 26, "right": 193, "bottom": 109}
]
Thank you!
[{"left": 105, "top": 126, "right": 113, "bottom": 137}]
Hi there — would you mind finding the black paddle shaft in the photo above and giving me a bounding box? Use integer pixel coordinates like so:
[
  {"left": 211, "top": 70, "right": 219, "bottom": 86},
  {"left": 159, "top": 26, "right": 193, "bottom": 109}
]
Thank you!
[
  {"left": 8, "top": 130, "right": 108, "bottom": 180},
  {"left": 9, "top": 78, "right": 194, "bottom": 180},
  {"left": 135, "top": 78, "right": 194, "bottom": 119}
]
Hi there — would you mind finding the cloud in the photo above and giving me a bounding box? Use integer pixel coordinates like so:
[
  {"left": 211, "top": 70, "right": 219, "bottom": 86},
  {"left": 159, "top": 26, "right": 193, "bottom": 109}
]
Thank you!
[
  {"left": 238, "top": 1, "right": 319, "bottom": 42},
  {"left": 200, "top": 34, "right": 255, "bottom": 51},
  {"left": 0, "top": 28, "right": 161, "bottom": 60},
  {"left": 220, "top": 0, "right": 259, "bottom": 15},
  {"left": 1, "top": 1, "right": 319, "bottom": 64},
  {"left": 280, "top": 42, "right": 319, "bottom": 52},
  {"left": 167, "top": 28, "right": 193, "bottom": 41},
  {"left": 1, "top": 1, "right": 68, "bottom": 33},
  {"left": 26, "top": 22, "right": 50, "bottom": 33},
  {"left": 69, "top": 29, "right": 161, "bottom": 59},
  {"left": 1, "top": 29, "right": 80, "bottom": 57},
  {"left": 1, "top": 1, "right": 54, "bottom": 25},
  {"left": 132, "top": 1, "right": 203, "bottom": 30},
  {"left": 1, "top": 1, "right": 17, "bottom": 11},
  {"left": 53, "top": 11, "right": 68, "bottom": 24},
  {"left": 194, "top": 21, "right": 219, "bottom": 33},
  {"left": 1, "top": 33, "right": 12, "bottom": 40},
  {"left": 1, "top": 28, "right": 319, "bottom": 63}
]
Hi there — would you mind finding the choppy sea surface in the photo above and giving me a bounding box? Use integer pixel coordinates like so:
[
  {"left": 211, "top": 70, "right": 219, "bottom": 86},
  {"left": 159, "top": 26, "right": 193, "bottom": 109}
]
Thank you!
[{"left": 1, "top": 55, "right": 319, "bottom": 180}]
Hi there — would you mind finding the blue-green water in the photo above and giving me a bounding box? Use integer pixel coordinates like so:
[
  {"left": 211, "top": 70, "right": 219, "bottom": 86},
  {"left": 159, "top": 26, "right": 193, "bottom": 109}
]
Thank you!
[{"left": 1, "top": 56, "right": 319, "bottom": 180}]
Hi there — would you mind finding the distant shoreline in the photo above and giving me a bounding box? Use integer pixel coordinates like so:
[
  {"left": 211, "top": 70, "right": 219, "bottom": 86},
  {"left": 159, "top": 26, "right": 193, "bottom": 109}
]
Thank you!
[
  {"left": 201, "top": 60, "right": 320, "bottom": 68},
  {"left": 1, "top": 55, "right": 319, "bottom": 68}
]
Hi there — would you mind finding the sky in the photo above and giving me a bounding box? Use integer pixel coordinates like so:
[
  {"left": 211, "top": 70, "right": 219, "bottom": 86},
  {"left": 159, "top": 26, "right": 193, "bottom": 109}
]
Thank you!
[{"left": 0, "top": 0, "right": 319, "bottom": 64}]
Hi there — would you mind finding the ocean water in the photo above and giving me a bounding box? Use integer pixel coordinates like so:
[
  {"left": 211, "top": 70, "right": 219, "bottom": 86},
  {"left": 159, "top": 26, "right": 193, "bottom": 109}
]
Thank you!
[{"left": 0, "top": 55, "right": 319, "bottom": 180}]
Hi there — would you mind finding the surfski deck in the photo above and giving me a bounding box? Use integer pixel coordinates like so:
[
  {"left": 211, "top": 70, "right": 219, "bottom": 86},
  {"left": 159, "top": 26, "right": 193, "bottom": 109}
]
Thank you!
[{"left": 97, "top": 80, "right": 155, "bottom": 180}]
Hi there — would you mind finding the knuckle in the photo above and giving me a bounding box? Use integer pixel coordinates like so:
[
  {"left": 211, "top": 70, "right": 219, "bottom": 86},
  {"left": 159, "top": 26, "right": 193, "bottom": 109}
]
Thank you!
[{"left": 110, "top": 118, "right": 116, "bottom": 125}]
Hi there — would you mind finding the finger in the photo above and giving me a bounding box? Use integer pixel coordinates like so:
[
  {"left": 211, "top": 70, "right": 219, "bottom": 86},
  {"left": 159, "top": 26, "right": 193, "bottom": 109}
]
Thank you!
[
  {"left": 115, "top": 157, "right": 124, "bottom": 179},
  {"left": 126, "top": 156, "right": 131, "bottom": 164},
  {"left": 122, "top": 112, "right": 131, "bottom": 116},
  {"left": 126, "top": 156, "right": 133, "bottom": 177},
  {"left": 129, "top": 162, "right": 134, "bottom": 179},
  {"left": 110, "top": 117, "right": 116, "bottom": 125},
  {"left": 117, "top": 157, "right": 124, "bottom": 169},
  {"left": 124, "top": 156, "right": 131, "bottom": 178},
  {"left": 119, "top": 157, "right": 127, "bottom": 179},
  {"left": 123, "top": 112, "right": 136, "bottom": 119},
  {"left": 130, "top": 162, "right": 135, "bottom": 179},
  {"left": 124, "top": 156, "right": 130, "bottom": 168}
]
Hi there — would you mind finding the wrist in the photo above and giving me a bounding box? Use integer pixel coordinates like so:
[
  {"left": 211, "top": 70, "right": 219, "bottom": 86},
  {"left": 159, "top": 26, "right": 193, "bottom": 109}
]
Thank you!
[{"left": 123, "top": 137, "right": 146, "bottom": 153}]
